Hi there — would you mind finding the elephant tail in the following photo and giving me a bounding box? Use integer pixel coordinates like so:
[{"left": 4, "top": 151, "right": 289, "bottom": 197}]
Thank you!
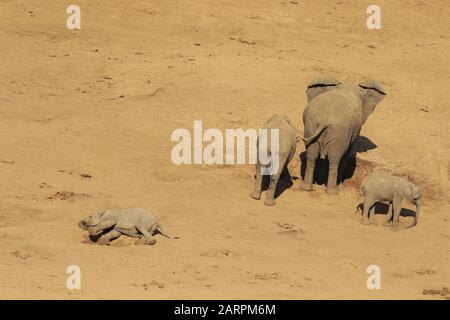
[
  {"left": 302, "top": 124, "right": 327, "bottom": 146},
  {"left": 354, "top": 202, "right": 363, "bottom": 215},
  {"left": 354, "top": 190, "right": 364, "bottom": 214},
  {"left": 156, "top": 225, "right": 180, "bottom": 239}
]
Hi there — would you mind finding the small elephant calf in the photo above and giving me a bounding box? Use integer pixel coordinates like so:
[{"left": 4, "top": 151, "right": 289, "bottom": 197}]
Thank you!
[
  {"left": 249, "top": 114, "right": 299, "bottom": 206},
  {"left": 359, "top": 172, "right": 422, "bottom": 229},
  {"left": 79, "top": 208, "right": 176, "bottom": 245}
]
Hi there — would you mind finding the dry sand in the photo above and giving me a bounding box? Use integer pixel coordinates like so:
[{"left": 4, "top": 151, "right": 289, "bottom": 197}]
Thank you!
[{"left": 0, "top": 0, "right": 449, "bottom": 299}]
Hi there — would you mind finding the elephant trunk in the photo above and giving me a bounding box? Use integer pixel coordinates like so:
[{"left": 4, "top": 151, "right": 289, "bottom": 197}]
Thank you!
[
  {"left": 407, "top": 199, "right": 421, "bottom": 229},
  {"left": 79, "top": 220, "right": 88, "bottom": 230},
  {"left": 79, "top": 220, "right": 99, "bottom": 235},
  {"left": 88, "top": 226, "right": 99, "bottom": 236}
]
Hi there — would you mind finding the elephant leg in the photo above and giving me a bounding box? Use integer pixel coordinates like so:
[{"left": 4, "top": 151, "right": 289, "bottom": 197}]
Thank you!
[
  {"left": 383, "top": 202, "right": 394, "bottom": 226},
  {"left": 337, "top": 151, "right": 350, "bottom": 185},
  {"left": 264, "top": 155, "right": 287, "bottom": 206},
  {"left": 116, "top": 228, "right": 141, "bottom": 238},
  {"left": 300, "top": 142, "right": 318, "bottom": 192},
  {"left": 361, "top": 198, "right": 376, "bottom": 225},
  {"left": 135, "top": 224, "right": 157, "bottom": 245},
  {"left": 264, "top": 172, "right": 281, "bottom": 206},
  {"left": 97, "top": 229, "right": 121, "bottom": 245},
  {"left": 249, "top": 164, "right": 262, "bottom": 200},
  {"left": 326, "top": 155, "right": 341, "bottom": 194},
  {"left": 88, "top": 219, "right": 116, "bottom": 236},
  {"left": 392, "top": 195, "right": 402, "bottom": 231},
  {"left": 282, "top": 148, "right": 295, "bottom": 181}
]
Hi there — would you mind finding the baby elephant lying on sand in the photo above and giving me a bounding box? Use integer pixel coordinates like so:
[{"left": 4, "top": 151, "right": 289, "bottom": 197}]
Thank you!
[
  {"left": 359, "top": 172, "right": 421, "bottom": 229},
  {"left": 79, "top": 208, "right": 176, "bottom": 245}
]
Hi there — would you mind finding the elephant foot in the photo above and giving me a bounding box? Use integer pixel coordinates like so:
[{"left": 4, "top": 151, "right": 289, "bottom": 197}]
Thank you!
[
  {"left": 135, "top": 237, "right": 147, "bottom": 245},
  {"left": 383, "top": 221, "right": 392, "bottom": 227},
  {"left": 326, "top": 186, "right": 339, "bottom": 195},
  {"left": 361, "top": 218, "right": 371, "bottom": 225},
  {"left": 135, "top": 237, "right": 157, "bottom": 245},
  {"left": 98, "top": 236, "right": 111, "bottom": 245},
  {"left": 264, "top": 198, "right": 276, "bottom": 206},
  {"left": 300, "top": 182, "right": 313, "bottom": 192},
  {"left": 392, "top": 225, "right": 400, "bottom": 232},
  {"left": 249, "top": 191, "right": 261, "bottom": 200}
]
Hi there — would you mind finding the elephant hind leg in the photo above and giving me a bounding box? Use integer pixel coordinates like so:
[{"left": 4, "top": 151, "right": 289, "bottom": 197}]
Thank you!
[
  {"left": 136, "top": 224, "right": 157, "bottom": 245},
  {"left": 392, "top": 194, "right": 402, "bottom": 230},
  {"left": 300, "top": 142, "right": 319, "bottom": 192},
  {"left": 326, "top": 156, "right": 341, "bottom": 194},
  {"left": 249, "top": 164, "right": 262, "bottom": 200},
  {"left": 264, "top": 154, "right": 288, "bottom": 206},
  {"left": 361, "top": 198, "right": 376, "bottom": 225},
  {"left": 264, "top": 173, "right": 280, "bottom": 206},
  {"left": 337, "top": 151, "right": 352, "bottom": 185}
]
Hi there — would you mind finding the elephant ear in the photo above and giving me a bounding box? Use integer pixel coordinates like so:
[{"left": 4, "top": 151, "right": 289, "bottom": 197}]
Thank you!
[
  {"left": 306, "top": 75, "right": 341, "bottom": 102},
  {"left": 358, "top": 80, "right": 386, "bottom": 122},
  {"left": 358, "top": 80, "right": 386, "bottom": 97},
  {"left": 410, "top": 184, "right": 421, "bottom": 200},
  {"left": 266, "top": 113, "right": 281, "bottom": 124}
]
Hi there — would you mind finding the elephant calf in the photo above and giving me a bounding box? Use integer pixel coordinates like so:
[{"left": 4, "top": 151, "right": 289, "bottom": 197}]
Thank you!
[
  {"left": 359, "top": 172, "right": 421, "bottom": 229},
  {"left": 79, "top": 208, "right": 175, "bottom": 245},
  {"left": 249, "top": 114, "right": 299, "bottom": 206}
]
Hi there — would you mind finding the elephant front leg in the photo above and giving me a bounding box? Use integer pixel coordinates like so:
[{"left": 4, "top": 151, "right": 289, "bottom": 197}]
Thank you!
[
  {"left": 326, "top": 157, "right": 340, "bottom": 194},
  {"left": 383, "top": 202, "right": 394, "bottom": 227},
  {"left": 88, "top": 219, "right": 117, "bottom": 236},
  {"left": 300, "top": 143, "right": 318, "bottom": 192},
  {"left": 392, "top": 195, "right": 402, "bottom": 231},
  {"left": 249, "top": 164, "right": 262, "bottom": 200},
  {"left": 97, "top": 229, "right": 121, "bottom": 245}
]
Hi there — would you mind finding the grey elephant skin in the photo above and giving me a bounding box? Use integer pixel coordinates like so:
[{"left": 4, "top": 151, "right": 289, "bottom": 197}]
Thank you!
[
  {"left": 359, "top": 172, "right": 421, "bottom": 229},
  {"left": 300, "top": 76, "right": 386, "bottom": 194},
  {"left": 79, "top": 208, "right": 177, "bottom": 245},
  {"left": 250, "top": 114, "right": 299, "bottom": 206}
]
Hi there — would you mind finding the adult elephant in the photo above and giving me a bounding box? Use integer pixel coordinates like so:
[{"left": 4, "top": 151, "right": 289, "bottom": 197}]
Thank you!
[{"left": 300, "top": 76, "right": 386, "bottom": 194}]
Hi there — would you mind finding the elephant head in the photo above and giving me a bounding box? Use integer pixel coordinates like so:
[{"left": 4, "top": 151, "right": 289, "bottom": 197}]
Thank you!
[
  {"left": 398, "top": 183, "right": 421, "bottom": 228},
  {"left": 306, "top": 75, "right": 341, "bottom": 102},
  {"left": 79, "top": 211, "right": 106, "bottom": 236},
  {"left": 408, "top": 184, "right": 422, "bottom": 228},
  {"left": 358, "top": 80, "right": 386, "bottom": 124},
  {"left": 266, "top": 113, "right": 289, "bottom": 124},
  {"left": 266, "top": 113, "right": 302, "bottom": 138}
]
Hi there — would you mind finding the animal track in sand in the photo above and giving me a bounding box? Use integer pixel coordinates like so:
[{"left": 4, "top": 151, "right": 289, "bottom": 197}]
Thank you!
[
  {"left": 254, "top": 272, "right": 280, "bottom": 280},
  {"left": 422, "top": 287, "right": 450, "bottom": 299},
  {"left": 200, "top": 248, "right": 236, "bottom": 258},
  {"left": 47, "top": 191, "right": 91, "bottom": 201}
]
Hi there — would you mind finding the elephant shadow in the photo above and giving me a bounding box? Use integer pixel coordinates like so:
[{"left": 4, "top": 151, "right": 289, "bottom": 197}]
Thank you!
[
  {"left": 300, "top": 135, "right": 377, "bottom": 185},
  {"left": 356, "top": 202, "right": 417, "bottom": 218},
  {"left": 261, "top": 168, "right": 294, "bottom": 199}
]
